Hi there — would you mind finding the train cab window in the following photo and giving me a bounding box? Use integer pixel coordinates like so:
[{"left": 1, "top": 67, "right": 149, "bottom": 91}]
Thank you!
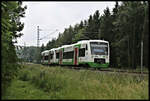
[
  {"left": 50, "top": 54, "right": 53, "bottom": 59},
  {"left": 44, "top": 56, "right": 48, "bottom": 60},
  {"left": 79, "top": 48, "right": 85, "bottom": 57}
]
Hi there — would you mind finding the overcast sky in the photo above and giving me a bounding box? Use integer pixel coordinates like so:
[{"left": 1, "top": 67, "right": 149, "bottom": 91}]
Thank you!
[{"left": 16, "top": 1, "right": 117, "bottom": 47}]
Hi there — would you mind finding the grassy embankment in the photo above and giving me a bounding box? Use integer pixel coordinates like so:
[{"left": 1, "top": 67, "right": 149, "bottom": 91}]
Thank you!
[{"left": 2, "top": 64, "right": 149, "bottom": 99}]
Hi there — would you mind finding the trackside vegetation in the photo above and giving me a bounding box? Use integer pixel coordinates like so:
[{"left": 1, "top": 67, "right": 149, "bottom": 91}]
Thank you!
[
  {"left": 1, "top": 1, "right": 27, "bottom": 96},
  {"left": 2, "top": 64, "right": 148, "bottom": 99}
]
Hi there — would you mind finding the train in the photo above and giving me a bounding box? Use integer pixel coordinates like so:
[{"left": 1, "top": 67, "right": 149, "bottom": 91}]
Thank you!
[{"left": 41, "top": 40, "right": 109, "bottom": 68}]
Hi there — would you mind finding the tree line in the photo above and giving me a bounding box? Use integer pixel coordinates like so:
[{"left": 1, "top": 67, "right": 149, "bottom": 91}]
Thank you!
[
  {"left": 1, "top": 1, "right": 26, "bottom": 95},
  {"left": 41, "top": 1, "right": 149, "bottom": 69},
  {"left": 16, "top": 46, "right": 40, "bottom": 62}
]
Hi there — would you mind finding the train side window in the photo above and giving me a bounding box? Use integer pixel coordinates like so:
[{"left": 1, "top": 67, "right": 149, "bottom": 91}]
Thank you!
[
  {"left": 79, "top": 48, "right": 85, "bottom": 57},
  {"left": 50, "top": 54, "right": 53, "bottom": 59},
  {"left": 56, "top": 53, "right": 59, "bottom": 59},
  {"left": 63, "top": 51, "right": 74, "bottom": 59}
]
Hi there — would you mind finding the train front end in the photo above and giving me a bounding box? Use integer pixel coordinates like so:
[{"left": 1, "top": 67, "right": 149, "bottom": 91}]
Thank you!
[{"left": 88, "top": 40, "right": 109, "bottom": 68}]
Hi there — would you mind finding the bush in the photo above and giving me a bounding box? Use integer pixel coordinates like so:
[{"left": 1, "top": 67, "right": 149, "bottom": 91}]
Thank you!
[
  {"left": 18, "top": 69, "right": 31, "bottom": 81},
  {"left": 17, "top": 65, "right": 67, "bottom": 94}
]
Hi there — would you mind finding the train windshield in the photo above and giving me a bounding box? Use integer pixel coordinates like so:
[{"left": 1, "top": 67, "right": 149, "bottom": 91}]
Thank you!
[{"left": 90, "top": 42, "right": 108, "bottom": 55}]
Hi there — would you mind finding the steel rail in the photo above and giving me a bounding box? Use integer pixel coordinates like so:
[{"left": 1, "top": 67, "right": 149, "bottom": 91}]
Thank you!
[{"left": 61, "top": 66, "right": 149, "bottom": 75}]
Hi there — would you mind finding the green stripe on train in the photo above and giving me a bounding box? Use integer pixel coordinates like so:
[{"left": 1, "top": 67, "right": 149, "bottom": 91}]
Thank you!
[
  {"left": 43, "top": 61, "right": 109, "bottom": 68},
  {"left": 74, "top": 44, "right": 81, "bottom": 48},
  {"left": 88, "top": 62, "right": 109, "bottom": 68},
  {"left": 62, "top": 61, "right": 109, "bottom": 68},
  {"left": 42, "top": 62, "right": 49, "bottom": 65},
  {"left": 79, "top": 62, "right": 109, "bottom": 68}
]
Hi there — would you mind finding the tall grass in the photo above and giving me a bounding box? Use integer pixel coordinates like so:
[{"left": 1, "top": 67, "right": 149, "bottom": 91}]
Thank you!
[{"left": 4, "top": 64, "right": 149, "bottom": 99}]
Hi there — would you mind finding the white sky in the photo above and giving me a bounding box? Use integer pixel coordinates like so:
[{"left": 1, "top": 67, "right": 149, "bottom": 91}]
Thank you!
[{"left": 16, "top": 1, "right": 116, "bottom": 47}]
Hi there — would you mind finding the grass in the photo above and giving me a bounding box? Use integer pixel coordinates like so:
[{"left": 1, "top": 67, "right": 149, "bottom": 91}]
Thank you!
[
  {"left": 2, "top": 79, "right": 51, "bottom": 99},
  {"left": 106, "top": 66, "right": 149, "bottom": 73},
  {"left": 2, "top": 64, "right": 149, "bottom": 100}
]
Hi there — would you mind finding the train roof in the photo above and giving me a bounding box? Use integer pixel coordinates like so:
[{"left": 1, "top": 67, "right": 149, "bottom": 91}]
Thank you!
[
  {"left": 53, "top": 47, "right": 61, "bottom": 50},
  {"left": 89, "top": 39, "right": 109, "bottom": 43},
  {"left": 41, "top": 50, "right": 49, "bottom": 53},
  {"left": 41, "top": 40, "right": 109, "bottom": 53},
  {"left": 61, "top": 44, "right": 73, "bottom": 48},
  {"left": 77, "top": 40, "right": 108, "bottom": 44},
  {"left": 50, "top": 48, "right": 57, "bottom": 51},
  {"left": 41, "top": 50, "right": 50, "bottom": 55}
]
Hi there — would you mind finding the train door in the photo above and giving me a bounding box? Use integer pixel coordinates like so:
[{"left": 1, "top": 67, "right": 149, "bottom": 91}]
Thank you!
[
  {"left": 48, "top": 51, "right": 51, "bottom": 64},
  {"left": 42, "top": 53, "right": 44, "bottom": 64},
  {"left": 74, "top": 47, "right": 79, "bottom": 65},
  {"left": 59, "top": 50, "right": 63, "bottom": 65}
]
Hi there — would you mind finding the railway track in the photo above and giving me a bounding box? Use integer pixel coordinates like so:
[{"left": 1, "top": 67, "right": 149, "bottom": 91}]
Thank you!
[
  {"left": 98, "top": 68, "right": 148, "bottom": 74},
  {"left": 61, "top": 66, "right": 149, "bottom": 76},
  {"left": 42, "top": 64, "right": 148, "bottom": 76}
]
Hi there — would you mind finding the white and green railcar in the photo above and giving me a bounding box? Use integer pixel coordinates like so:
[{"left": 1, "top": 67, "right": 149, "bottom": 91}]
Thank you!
[
  {"left": 41, "top": 50, "right": 50, "bottom": 65},
  {"left": 41, "top": 40, "right": 109, "bottom": 68}
]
